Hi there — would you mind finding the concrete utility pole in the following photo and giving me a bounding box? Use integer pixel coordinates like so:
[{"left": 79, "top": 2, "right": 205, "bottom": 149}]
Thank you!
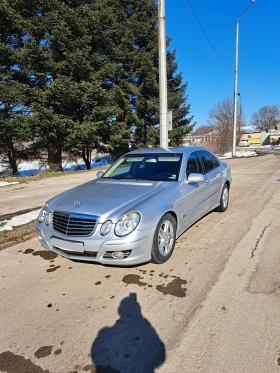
[
  {"left": 232, "top": 0, "right": 256, "bottom": 156},
  {"left": 158, "top": 0, "right": 168, "bottom": 149}
]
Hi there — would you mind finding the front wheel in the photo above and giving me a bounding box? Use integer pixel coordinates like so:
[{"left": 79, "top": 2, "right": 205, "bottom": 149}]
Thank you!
[
  {"left": 216, "top": 183, "right": 229, "bottom": 212},
  {"left": 151, "top": 213, "right": 176, "bottom": 264}
]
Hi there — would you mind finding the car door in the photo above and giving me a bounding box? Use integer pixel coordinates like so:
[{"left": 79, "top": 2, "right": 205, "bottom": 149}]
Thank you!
[
  {"left": 198, "top": 150, "right": 224, "bottom": 209},
  {"left": 181, "top": 151, "right": 210, "bottom": 229}
]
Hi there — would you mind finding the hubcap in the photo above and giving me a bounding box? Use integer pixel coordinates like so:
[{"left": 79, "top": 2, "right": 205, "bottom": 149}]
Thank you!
[
  {"left": 158, "top": 220, "right": 175, "bottom": 256},
  {"left": 222, "top": 186, "right": 229, "bottom": 208}
]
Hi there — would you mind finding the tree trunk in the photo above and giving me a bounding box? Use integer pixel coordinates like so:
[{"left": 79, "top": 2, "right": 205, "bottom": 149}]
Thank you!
[
  {"left": 82, "top": 145, "right": 91, "bottom": 170},
  {"left": 7, "top": 140, "right": 19, "bottom": 176},
  {"left": 47, "top": 142, "right": 63, "bottom": 171}
]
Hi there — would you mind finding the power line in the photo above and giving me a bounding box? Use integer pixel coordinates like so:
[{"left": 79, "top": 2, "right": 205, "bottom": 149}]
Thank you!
[{"left": 186, "top": 0, "right": 233, "bottom": 72}]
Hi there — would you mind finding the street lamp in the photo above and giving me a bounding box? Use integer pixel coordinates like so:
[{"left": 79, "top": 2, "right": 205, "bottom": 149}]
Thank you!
[
  {"left": 232, "top": 0, "right": 256, "bottom": 156},
  {"left": 158, "top": 0, "right": 168, "bottom": 149}
]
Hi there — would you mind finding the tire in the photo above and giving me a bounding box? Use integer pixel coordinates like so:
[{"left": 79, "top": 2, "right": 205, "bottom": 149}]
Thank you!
[
  {"left": 151, "top": 213, "right": 176, "bottom": 264},
  {"left": 216, "top": 183, "right": 229, "bottom": 212}
]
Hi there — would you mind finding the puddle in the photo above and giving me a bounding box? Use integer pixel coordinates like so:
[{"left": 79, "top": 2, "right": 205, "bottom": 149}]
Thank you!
[
  {"left": 32, "top": 250, "right": 57, "bottom": 261},
  {"left": 0, "top": 351, "right": 50, "bottom": 373},
  {"left": 54, "top": 349, "right": 62, "bottom": 356},
  {"left": 156, "top": 277, "right": 187, "bottom": 298},
  {"left": 122, "top": 274, "right": 147, "bottom": 287},
  {"left": 34, "top": 346, "right": 53, "bottom": 359},
  {"left": 23, "top": 249, "right": 34, "bottom": 254},
  {"left": 46, "top": 266, "right": 60, "bottom": 273},
  {"left": 23, "top": 248, "right": 57, "bottom": 261}
]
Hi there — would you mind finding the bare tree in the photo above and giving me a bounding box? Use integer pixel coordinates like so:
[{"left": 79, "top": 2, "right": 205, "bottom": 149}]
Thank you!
[
  {"left": 192, "top": 125, "right": 215, "bottom": 136},
  {"left": 207, "top": 99, "right": 245, "bottom": 155},
  {"left": 251, "top": 105, "right": 280, "bottom": 131}
]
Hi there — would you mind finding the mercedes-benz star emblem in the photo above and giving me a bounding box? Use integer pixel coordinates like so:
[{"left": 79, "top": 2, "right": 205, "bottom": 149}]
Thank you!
[{"left": 74, "top": 200, "right": 81, "bottom": 209}]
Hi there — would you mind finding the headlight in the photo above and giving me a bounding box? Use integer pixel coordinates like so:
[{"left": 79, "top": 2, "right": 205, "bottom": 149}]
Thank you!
[
  {"left": 115, "top": 212, "right": 140, "bottom": 237},
  {"left": 38, "top": 203, "right": 49, "bottom": 223},
  {"left": 100, "top": 220, "right": 113, "bottom": 236}
]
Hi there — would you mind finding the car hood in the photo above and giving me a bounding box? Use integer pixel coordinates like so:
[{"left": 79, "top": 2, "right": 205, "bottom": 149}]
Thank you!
[{"left": 51, "top": 178, "right": 168, "bottom": 222}]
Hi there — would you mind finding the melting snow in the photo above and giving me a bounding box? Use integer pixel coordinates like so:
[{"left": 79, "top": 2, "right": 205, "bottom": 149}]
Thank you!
[
  {"left": 0, "top": 181, "right": 20, "bottom": 187},
  {"left": 219, "top": 150, "right": 257, "bottom": 159},
  {"left": 0, "top": 209, "right": 41, "bottom": 232}
]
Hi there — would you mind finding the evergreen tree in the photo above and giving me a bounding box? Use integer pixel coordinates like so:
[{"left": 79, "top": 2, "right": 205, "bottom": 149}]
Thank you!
[
  {"left": 1, "top": 0, "right": 195, "bottom": 175},
  {"left": 0, "top": 0, "right": 34, "bottom": 175},
  {"left": 91, "top": 0, "right": 140, "bottom": 157}
]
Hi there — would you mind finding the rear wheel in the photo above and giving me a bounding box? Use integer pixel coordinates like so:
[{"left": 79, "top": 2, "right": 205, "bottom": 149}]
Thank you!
[
  {"left": 151, "top": 213, "right": 176, "bottom": 264},
  {"left": 216, "top": 183, "right": 229, "bottom": 212}
]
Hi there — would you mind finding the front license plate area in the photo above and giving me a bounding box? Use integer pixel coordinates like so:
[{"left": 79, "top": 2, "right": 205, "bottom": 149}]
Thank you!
[{"left": 51, "top": 237, "right": 84, "bottom": 253}]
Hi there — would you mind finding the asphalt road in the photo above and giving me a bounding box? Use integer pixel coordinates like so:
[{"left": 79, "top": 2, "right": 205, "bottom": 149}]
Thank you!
[{"left": 0, "top": 154, "right": 280, "bottom": 373}]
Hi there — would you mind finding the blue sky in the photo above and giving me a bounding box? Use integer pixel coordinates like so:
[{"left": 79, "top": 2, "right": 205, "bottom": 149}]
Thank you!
[{"left": 165, "top": 0, "right": 280, "bottom": 129}]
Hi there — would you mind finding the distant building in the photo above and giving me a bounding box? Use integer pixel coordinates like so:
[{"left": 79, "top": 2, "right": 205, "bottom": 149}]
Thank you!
[{"left": 183, "top": 130, "right": 218, "bottom": 146}]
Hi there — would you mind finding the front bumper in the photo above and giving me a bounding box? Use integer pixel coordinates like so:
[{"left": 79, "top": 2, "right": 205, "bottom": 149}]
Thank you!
[{"left": 36, "top": 223, "right": 155, "bottom": 266}]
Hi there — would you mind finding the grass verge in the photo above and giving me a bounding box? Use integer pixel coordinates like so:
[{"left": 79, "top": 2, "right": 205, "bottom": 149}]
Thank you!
[
  {"left": 2, "top": 166, "right": 108, "bottom": 184},
  {"left": 0, "top": 221, "right": 37, "bottom": 251}
]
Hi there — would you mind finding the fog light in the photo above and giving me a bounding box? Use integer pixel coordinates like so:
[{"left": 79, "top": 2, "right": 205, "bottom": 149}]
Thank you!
[{"left": 112, "top": 251, "right": 125, "bottom": 259}]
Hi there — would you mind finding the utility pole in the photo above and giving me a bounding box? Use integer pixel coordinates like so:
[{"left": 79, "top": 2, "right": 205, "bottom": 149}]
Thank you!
[
  {"left": 232, "top": 0, "right": 256, "bottom": 156},
  {"left": 158, "top": 0, "right": 168, "bottom": 149},
  {"left": 232, "top": 19, "right": 239, "bottom": 157}
]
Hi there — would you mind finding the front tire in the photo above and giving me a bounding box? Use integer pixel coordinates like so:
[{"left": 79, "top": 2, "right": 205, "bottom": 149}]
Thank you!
[
  {"left": 216, "top": 183, "right": 229, "bottom": 212},
  {"left": 151, "top": 213, "right": 176, "bottom": 264}
]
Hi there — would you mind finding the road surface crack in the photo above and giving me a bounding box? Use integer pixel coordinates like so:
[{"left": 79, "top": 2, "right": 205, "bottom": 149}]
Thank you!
[{"left": 251, "top": 225, "right": 270, "bottom": 258}]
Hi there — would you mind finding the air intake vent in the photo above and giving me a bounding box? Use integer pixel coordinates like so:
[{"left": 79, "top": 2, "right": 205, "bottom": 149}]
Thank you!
[{"left": 53, "top": 211, "right": 99, "bottom": 237}]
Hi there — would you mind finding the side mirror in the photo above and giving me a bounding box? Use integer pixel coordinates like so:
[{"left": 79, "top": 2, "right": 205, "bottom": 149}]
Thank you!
[
  {"left": 96, "top": 171, "right": 105, "bottom": 178},
  {"left": 187, "top": 173, "right": 204, "bottom": 183}
]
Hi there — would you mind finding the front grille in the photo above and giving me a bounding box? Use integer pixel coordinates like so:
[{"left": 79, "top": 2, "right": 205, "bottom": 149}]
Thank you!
[{"left": 53, "top": 211, "right": 99, "bottom": 237}]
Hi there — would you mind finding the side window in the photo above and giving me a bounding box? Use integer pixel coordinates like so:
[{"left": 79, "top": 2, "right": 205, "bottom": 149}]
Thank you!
[
  {"left": 198, "top": 150, "right": 219, "bottom": 173},
  {"left": 186, "top": 152, "right": 203, "bottom": 177}
]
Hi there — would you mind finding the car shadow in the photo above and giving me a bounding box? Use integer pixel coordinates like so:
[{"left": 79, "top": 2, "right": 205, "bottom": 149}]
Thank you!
[{"left": 90, "top": 293, "right": 166, "bottom": 373}]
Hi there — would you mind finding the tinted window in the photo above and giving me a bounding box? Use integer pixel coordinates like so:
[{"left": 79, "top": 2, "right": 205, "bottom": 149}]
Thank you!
[
  {"left": 186, "top": 152, "right": 203, "bottom": 177},
  {"left": 199, "top": 150, "right": 219, "bottom": 173}
]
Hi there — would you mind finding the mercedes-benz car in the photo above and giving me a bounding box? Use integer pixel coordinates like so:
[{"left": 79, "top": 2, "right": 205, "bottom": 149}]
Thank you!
[{"left": 36, "top": 147, "right": 232, "bottom": 266}]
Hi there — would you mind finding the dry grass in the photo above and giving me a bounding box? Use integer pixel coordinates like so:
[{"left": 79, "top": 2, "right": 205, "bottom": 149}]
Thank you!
[
  {"left": 0, "top": 221, "right": 37, "bottom": 251},
  {"left": 2, "top": 165, "right": 108, "bottom": 184}
]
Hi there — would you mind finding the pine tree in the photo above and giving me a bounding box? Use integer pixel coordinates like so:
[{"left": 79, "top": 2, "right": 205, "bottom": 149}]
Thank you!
[
  {"left": 1, "top": 0, "right": 195, "bottom": 175},
  {"left": 0, "top": 0, "right": 34, "bottom": 175},
  {"left": 91, "top": 0, "right": 140, "bottom": 158}
]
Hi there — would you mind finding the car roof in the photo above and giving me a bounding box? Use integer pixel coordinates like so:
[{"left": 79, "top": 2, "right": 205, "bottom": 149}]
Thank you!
[{"left": 128, "top": 146, "right": 208, "bottom": 156}]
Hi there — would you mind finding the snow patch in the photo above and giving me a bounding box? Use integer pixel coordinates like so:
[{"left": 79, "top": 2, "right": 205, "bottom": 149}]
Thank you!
[
  {"left": 219, "top": 150, "right": 257, "bottom": 159},
  {"left": 0, "top": 209, "right": 41, "bottom": 232},
  {"left": 0, "top": 181, "right": 20, "bottom": 187}
]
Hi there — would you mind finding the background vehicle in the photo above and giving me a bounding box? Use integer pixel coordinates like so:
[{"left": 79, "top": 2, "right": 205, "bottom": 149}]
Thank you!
[{"left": 239, "top": 139, "right": 250, "bottom": 147}]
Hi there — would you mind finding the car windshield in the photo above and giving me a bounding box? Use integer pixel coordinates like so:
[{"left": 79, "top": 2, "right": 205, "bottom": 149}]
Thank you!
[{"left": 102, "top": 153, "right": 183, "bottom": 181}]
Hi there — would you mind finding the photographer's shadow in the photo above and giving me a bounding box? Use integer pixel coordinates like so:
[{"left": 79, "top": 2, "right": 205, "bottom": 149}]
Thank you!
[{"left": 91, "top": 293, "right": 165, "bottom": 373}]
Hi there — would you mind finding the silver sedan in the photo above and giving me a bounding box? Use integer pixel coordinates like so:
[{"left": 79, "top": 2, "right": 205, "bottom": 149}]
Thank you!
[{"left": 36, "top": 146, "right": 232, "bottom": 266}]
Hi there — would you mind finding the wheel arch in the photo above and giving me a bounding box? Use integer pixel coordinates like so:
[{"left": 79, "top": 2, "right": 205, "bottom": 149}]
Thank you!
[{"left": 164, "top": 210, "right": 178, "bottom": 229}]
